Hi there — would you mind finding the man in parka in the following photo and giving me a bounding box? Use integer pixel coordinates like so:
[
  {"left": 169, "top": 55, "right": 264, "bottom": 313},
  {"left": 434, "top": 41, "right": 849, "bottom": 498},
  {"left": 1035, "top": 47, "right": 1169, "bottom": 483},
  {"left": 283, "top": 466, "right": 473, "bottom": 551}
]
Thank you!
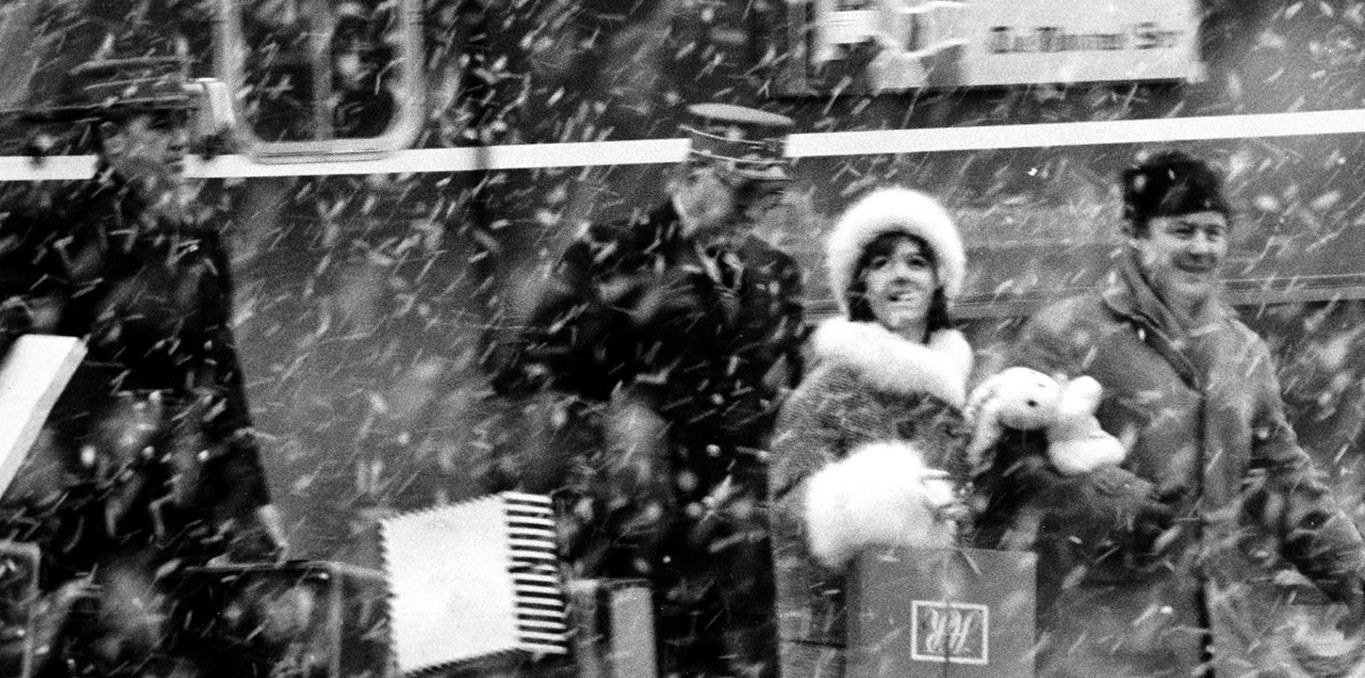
[
  {"left": 973, "top": 149, "right": 1365, "bottom": 677},
  {"left": 0, "top": 55, "right": 285, "bottom": 677},
  {"left": 495, "top": 103, "right": 806, "bottom": 678}
]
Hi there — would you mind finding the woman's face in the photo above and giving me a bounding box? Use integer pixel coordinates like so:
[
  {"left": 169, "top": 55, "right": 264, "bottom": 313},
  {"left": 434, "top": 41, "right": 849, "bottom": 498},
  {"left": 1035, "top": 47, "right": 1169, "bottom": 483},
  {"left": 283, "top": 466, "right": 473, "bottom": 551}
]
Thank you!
[{"left": 861, "top": 236, "right": 938, "bottom": 336}]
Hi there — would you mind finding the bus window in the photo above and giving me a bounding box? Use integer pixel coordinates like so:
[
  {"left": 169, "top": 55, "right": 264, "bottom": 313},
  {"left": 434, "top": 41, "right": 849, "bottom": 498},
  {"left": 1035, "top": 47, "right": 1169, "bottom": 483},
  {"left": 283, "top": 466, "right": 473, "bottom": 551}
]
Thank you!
[{"left": 213, "top": 0, "right": 424, "bottom": 163}]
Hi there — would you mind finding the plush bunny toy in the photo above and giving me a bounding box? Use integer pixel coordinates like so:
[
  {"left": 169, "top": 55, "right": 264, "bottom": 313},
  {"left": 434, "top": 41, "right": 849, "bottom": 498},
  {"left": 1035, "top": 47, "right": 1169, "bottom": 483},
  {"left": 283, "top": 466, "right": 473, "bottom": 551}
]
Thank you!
[
  {"left": 965, "top": 366, "right": 1161, "bottom": 556},
  {"left": 965, "top": 366, "right": 1127, "bottom": 475}
]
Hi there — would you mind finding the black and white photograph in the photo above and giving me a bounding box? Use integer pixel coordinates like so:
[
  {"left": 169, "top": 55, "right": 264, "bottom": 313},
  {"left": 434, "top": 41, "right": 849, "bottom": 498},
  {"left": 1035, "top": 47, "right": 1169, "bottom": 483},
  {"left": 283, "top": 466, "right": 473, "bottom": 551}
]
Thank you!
[{"left": 0, "top": 1, "right": 1363, "bottom": 677}]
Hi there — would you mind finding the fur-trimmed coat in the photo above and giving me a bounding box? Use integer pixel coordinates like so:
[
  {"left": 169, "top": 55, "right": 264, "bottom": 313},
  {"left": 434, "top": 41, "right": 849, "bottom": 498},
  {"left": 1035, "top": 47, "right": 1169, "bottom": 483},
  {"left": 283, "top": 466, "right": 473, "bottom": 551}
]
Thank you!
[{"left": 768, "top": 318, "right": 973, "bottom": 678}]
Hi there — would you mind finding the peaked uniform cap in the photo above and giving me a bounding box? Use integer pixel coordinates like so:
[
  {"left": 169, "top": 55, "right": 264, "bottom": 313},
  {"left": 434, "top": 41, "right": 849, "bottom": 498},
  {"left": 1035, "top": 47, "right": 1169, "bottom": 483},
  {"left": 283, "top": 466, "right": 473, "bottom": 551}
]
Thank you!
[
  {"left": 826, "top": 186, "right": 966, "bottom": 315},
  {"left": 683, "top": 102, "right": 795, "bottom": 182},
  {"left": 16, "top": 56, "right": 197, "bottom": 123}
]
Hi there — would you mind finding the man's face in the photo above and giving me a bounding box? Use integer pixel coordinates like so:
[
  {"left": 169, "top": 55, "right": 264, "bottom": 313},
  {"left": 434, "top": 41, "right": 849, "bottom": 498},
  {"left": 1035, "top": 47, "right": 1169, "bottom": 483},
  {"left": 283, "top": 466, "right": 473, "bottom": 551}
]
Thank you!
[
  {"left": 100, "top": 110, "right": 191, "bottom": 188},
  {"left": 734, "top": 180, "right": 788, "bottom": 231},
  {"left": 1132, "top": 210, "right": 1229, "bottom": 309},
  {"left": 673, "top": 164, "right": 787, "bottom": 242},
  {"left": 673, "top": 165, "right": 736, "bottom": 239}
]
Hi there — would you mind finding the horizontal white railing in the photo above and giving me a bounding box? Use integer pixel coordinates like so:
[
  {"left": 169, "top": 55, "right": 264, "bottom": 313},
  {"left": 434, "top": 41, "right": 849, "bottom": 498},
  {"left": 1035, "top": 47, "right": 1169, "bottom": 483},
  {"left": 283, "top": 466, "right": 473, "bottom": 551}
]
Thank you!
[{"left": 0, "top": 108, "right": 1361, "bottom": 180}]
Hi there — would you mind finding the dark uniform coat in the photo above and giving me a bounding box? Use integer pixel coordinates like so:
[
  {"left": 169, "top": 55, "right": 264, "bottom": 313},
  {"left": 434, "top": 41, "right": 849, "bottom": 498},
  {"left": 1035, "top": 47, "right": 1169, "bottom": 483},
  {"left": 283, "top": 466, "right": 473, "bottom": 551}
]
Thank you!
[
  {"left": 0, "top": 169, "right": 274, "bottom": 673},
  {"left": 496, "top": 200, "right": 804, "bottom": 674},
  {"left": 499, "top": 201, "right": 804, "bottom": 440},
  {"left": 768, "top": 319, "right": 973, "bottom": 678},
  {"left": 976, "top": 254, "right": 1365, "bottom": 677},
  {"left": 497, "top": 199, "right": 805, "bottom": 541}
]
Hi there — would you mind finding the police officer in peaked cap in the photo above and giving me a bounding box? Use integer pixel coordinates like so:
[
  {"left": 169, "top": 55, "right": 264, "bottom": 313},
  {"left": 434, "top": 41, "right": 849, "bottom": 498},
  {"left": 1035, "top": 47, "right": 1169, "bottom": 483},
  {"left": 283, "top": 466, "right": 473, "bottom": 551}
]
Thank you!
[
  {"left": 0, "top": 54, "right": 285, "bottom": 677},
  {"left": 496, "top": 102, "right": 806, "bottom": 678}
]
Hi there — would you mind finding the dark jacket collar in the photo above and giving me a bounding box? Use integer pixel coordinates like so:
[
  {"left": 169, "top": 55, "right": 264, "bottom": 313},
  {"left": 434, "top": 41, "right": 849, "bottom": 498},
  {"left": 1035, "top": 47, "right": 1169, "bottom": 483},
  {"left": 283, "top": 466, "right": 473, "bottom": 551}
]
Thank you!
[
  {"left": 637, "top": 200, "right": 763, "bottom": 259},
  {"left": 1100, "top": 252, "right": 1234, "bottom": 328},
  {"left": 1100, "top": 249, "right": 1234, "bottom": 390},
  {"left": 86, "top": 164, "right": 149, "bottom": 211},
  {"left": 643, "top": 201, "right": 684, "bottom": 240}
]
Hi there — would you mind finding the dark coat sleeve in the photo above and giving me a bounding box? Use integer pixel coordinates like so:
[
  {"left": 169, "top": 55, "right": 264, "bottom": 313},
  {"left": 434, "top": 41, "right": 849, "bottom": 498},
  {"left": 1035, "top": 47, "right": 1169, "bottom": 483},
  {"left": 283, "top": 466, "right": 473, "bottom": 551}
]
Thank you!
[
  {"left": 0, "top": 298, "right": 34, "bottom": 357},
  {"left": 764, "top": 251, "right": 807, "bottom": 390},
  {"left": 769, "top": 369, "right": 851, "bottom": 514},
  {"left": 768, "top": 370, "right": 850, "bottom": 654},
  {"left": 196, "top": 229, "right": 273, "bottom": 514},
  {"left": 0, "top": 199, "right": 70, "bottom": 344},
  {"left": 973, "top": 306, "right": 1165, "bottom": 553},
  {"left": 1244, "top": 339, "right": 1365, "bottom": 602},
  {"left": 492, "top": 223, "right": 628, "bottom": 399}
]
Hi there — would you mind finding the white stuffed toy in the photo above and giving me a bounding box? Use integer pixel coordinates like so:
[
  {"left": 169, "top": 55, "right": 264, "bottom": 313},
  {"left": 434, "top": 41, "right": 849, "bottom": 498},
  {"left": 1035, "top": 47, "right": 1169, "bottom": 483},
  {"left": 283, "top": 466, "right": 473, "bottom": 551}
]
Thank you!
[
  {"left": 965, "top": 366, "right": 1126, "bottom": 475},
  {"left": 803, "top": 441, "right": 961, "bottom": 569}
]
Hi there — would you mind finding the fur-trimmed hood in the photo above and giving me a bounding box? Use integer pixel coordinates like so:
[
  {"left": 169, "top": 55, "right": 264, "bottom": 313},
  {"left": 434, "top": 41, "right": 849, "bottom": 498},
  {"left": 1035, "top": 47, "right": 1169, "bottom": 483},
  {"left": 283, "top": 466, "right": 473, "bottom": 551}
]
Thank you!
[
  {"left": 811, "top": 318, "right": 973, "bottom": 407},
  {"left": 826, "top": 186, "right": 966, "bottom": 316}
]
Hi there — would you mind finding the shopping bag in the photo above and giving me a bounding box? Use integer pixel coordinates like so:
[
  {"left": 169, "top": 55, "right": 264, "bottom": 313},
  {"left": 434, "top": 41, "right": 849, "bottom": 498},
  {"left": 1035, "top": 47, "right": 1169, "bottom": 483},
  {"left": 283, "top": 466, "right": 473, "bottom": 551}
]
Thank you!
[{"left": 847, "top": 546, "right": 1036, "bottom": 678}]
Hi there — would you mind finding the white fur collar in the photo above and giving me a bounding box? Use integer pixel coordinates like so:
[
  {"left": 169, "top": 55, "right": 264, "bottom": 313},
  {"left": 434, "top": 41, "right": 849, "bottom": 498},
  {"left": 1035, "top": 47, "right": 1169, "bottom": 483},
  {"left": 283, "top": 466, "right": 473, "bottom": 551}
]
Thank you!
[{"left": 811, "top": 318, "right": 972, "bottom": 407}]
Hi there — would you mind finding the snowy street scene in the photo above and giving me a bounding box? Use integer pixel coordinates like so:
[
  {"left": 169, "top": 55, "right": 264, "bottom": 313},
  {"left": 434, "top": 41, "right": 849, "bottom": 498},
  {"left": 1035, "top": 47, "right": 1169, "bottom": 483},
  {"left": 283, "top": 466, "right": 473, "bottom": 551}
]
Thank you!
[{"left": 0, "top": 1, "right": 1363, "bottom": 677}]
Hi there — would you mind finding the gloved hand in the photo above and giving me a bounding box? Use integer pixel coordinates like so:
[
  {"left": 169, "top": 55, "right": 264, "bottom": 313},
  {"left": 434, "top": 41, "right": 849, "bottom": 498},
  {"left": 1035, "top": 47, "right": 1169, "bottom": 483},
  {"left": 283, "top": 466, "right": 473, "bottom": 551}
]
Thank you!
[
  {"left": 1336, "top": 575, "right": 1365, "bottom": 636},
  {"left": 0, "top": 298, "right": 33, "bottom": 357},
  {"left": 1036, "top": 463, "right": 1177, "bottom": 560},
  {"left": 221, "top": 504, "right": 290, "bottom": 563},
  {"left": 615, "top": 265, "right": 713, "bottom": 332},
  {"left": 27, "top": 575, "right": 98, "bottom": 673}
]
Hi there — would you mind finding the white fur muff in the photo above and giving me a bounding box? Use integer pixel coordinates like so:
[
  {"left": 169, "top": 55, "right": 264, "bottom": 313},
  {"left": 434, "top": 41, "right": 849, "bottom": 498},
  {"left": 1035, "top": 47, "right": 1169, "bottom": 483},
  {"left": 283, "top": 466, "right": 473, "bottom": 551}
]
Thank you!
[{"left": 802, "top": 440, "right": 960, "bottom": 570}]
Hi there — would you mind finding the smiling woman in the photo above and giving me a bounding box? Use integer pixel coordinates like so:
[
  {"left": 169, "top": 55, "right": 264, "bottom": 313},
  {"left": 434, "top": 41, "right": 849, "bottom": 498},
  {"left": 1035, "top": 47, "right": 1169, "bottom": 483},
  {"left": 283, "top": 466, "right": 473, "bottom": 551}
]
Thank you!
[
  {"left": 856, "top": 235, "right": 939, "bottom": 342},
  {"left": 768, "top": 186, "right": 975, "bottom": 678},
  {"left": 832, "top": 187, "right": 965, "bottom": 337}
]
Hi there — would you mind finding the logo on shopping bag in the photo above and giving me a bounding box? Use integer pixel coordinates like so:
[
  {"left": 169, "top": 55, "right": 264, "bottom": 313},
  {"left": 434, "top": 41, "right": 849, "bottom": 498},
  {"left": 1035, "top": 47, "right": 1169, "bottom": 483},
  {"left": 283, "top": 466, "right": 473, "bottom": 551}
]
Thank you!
[{"left": 910, "top": 601, "right": 989, "bottom": 665}]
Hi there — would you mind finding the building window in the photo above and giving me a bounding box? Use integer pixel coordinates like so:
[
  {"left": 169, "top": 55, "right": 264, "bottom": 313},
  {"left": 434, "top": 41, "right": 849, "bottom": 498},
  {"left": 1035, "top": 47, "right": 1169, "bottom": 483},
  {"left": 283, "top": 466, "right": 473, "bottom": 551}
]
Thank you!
[{"left": 213, "top": 0, "right": 424, "bottom": 162}]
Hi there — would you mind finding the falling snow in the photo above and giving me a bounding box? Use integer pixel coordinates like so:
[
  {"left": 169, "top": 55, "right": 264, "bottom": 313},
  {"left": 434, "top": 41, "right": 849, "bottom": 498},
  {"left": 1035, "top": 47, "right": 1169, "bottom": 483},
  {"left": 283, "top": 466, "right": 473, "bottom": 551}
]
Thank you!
[{"left": 0, "top": 0, "right": 1359, "bottom": 676}]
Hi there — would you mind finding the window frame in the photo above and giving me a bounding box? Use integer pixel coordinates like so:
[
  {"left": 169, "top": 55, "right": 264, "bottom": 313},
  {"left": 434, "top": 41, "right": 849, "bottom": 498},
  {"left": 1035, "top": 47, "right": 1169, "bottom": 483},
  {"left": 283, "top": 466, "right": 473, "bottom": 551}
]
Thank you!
[{"left": 212, "top": 0, "right": 426, "bottom": 163}]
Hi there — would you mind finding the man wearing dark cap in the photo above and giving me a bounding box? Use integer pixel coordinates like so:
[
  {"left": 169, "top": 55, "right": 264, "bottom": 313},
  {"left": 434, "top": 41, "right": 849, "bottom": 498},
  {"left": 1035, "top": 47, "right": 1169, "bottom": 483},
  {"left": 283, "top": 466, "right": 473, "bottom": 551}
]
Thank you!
[
  {"left": 0, "top": 56, "right": 285, "bottom": 676},
  {"left": 496, "top": 103, "right": 805, "bottom": 677},
  {"left": 971, "top": 149, "right": 1365, "bottom": 677}
]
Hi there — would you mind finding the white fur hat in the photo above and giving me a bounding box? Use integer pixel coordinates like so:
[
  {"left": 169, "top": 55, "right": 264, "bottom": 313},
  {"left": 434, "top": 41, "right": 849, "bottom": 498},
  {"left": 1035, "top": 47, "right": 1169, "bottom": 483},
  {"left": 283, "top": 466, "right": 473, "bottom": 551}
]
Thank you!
[{"left": 826, "top": 187, "right": 966, "bottom": 315}]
